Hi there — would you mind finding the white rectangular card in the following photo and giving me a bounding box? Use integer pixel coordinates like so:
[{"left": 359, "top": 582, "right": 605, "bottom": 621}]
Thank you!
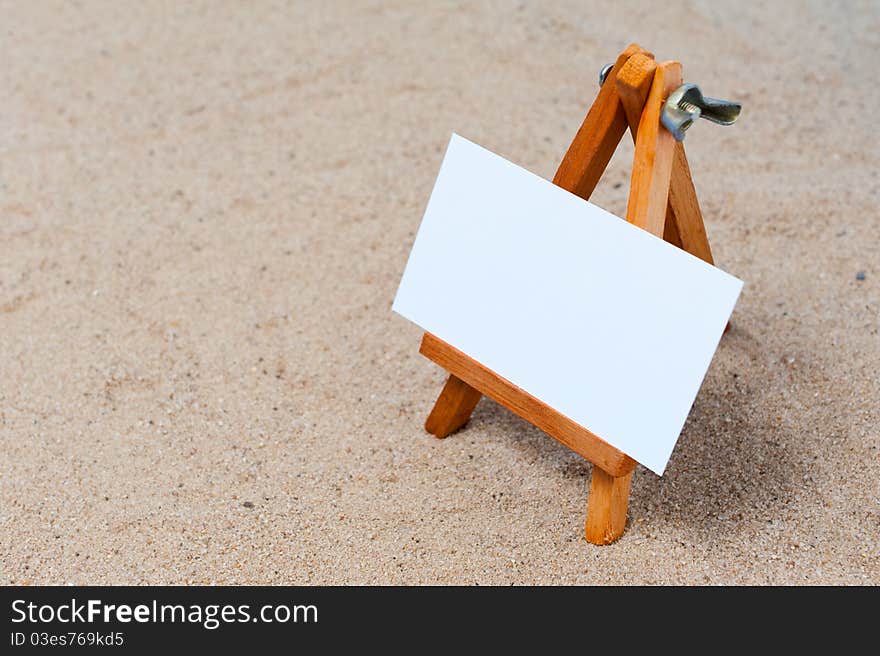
[{"left": 393, "top": 134, "right": 742, "bottom": 474}]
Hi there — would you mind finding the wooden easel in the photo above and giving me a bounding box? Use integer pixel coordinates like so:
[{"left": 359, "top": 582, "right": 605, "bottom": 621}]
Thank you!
[{"left": 418, "top": 44, "right": 723, "bottom": 544}]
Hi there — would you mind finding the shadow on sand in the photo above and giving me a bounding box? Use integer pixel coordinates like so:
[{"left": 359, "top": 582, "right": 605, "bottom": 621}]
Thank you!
[{"left": 460, "top": 323, "right": 808, "bottom": 539}]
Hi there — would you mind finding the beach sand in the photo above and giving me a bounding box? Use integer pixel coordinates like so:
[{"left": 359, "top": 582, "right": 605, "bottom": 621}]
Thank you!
[{"left": 1, "top": 1, "right": 877, "bottom": 584}]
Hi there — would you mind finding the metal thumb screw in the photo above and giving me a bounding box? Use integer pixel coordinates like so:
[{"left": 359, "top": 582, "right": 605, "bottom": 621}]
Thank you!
[{"left": 661, "top": 83, "right": 741, "bottom": 141}]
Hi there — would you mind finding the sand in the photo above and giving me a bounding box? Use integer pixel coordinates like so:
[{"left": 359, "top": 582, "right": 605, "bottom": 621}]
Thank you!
[{"left": 1, "top": 1, "right": 878, "bottom": 585}]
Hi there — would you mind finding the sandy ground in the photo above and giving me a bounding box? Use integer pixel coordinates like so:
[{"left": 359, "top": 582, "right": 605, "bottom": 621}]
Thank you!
[{"left": 1, "top": 1, "right": 878, "bottom": 585}]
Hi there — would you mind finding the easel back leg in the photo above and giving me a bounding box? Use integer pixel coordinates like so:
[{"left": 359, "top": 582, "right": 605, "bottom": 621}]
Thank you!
[{"left": 668, "top": 142, "right": 715, "bottom": 264}]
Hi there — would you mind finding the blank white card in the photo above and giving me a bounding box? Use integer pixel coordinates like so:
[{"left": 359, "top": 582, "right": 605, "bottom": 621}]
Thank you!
[{"left": 393, "top": 134, "right": 742, "bottom": 474}]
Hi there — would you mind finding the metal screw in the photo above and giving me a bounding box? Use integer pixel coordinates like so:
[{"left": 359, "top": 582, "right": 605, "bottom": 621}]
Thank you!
[
  {"left": 661, "top": 83, "right": 741, "bottom": 141},
  {"left": 599, "top": 63, "right": 613, "bottom": 86}
]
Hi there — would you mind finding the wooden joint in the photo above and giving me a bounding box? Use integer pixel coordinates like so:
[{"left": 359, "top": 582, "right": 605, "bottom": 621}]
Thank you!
[
  {"left": 551, "top": 43, "right": 652, "bottom": 200},
  {"left": 616, "top": 52, "right": 657, "bottom": 139}
]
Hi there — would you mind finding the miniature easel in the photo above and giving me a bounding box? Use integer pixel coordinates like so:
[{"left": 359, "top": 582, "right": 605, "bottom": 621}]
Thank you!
[{"left": 418, "top": 44, "right": 732, "bottom": 544}]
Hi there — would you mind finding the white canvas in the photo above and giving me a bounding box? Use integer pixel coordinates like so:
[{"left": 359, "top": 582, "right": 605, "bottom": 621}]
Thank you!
[{"left": 393, "top": 134, "right": 743, "bottom": 475}]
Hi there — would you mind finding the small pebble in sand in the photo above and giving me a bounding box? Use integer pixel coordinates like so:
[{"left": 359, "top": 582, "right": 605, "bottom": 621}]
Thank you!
[
  {"left": 855, "top": 271, "right": 866, "bottom": 281},
  {"left": 242, "top": 501, "right": 254, "bottom": 508}
]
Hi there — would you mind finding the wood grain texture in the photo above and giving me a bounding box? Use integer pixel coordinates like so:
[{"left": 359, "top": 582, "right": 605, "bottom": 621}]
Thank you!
[
  {"left": 552, "top": 43, "right": 650, "bottom": 199},
  {"left": 420, "top": 333, "right": 637, "bottom": 477},
  {"left": 668, "top": 142, "right": 715, "bottom": 264},
  {"left": 625, "top": 61, "right": 682, "bottom": 237},
  {"left": 616, "top": 52, "right": 656, "bottom": 141},
  {"left": 585, "top": 467, "right": 633, "bottom": 544},
  {"left": 424, "top": 374, "right": 482, "bottom": 438}
]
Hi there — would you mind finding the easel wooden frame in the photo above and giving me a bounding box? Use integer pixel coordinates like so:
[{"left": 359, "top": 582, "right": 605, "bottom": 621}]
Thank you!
[{"left": 418, "top": 44, "right": 722, "bottom": 544}]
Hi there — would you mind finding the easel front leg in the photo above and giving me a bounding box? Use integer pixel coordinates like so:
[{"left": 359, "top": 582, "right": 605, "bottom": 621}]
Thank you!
[
  {"left": 625, "top": 61, "right": 682, "bottom": 235},
  {"left": 585, "top": 467, "right": 634, "bottom": 545},
  {"left": 424, "top": 374, "right": 481, "bottom": 438}
]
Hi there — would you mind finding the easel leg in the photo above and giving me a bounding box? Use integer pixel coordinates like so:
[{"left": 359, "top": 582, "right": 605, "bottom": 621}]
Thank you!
[
  {"left": 585, "top": 467, "right": 633, "bottom": 545},
  {"left": 668, "top": 144, "right": 732, "bottom": 333},
  {"left": 663, "top": 203, "right": 684, "bottom": 247},
  {"left": 625, "top": 61, "right": 682, "bottom": 235},
  {"left": 424, "top": 374, "right": 481, "bottom": 438},
  {"left": 552, "top": 43, "right": 651, "bottom": 200},
  {"left": 668, "top": 143, "right": 714, "bottom": 264}
]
